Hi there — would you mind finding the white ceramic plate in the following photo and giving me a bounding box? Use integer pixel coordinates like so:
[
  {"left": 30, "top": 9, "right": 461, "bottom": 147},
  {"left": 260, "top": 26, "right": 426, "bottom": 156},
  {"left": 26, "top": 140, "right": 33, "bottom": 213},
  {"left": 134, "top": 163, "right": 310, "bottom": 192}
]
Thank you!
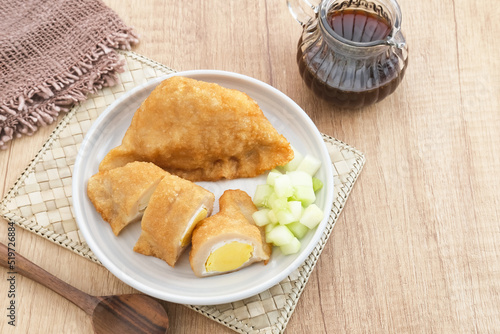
[{"left": 73, "top": 70, "right": 334, "bottom": 305}]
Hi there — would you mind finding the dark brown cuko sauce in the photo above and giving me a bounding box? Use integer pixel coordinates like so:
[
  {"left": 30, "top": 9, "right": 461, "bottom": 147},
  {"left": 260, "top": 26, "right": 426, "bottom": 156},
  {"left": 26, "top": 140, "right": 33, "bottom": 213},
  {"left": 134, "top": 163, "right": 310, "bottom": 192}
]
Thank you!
[
  {"left": 328, "top": 9, "right": 391, "bottom": 42},
  {"left": 297, "top": 8, "right": 408, "bottom": 108}
]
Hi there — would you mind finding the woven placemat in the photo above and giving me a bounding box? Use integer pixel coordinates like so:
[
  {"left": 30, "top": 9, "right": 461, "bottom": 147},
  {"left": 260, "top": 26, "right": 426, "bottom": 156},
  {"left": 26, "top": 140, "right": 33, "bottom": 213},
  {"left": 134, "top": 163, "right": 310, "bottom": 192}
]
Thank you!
[{"left": 0, "top": 51, "right": 365, "bottom": 334}]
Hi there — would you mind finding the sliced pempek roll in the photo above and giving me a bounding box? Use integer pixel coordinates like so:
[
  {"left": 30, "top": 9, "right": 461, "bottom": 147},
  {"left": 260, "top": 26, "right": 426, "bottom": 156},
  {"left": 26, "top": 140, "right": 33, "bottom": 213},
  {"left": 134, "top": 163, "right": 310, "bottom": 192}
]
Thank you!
[
  {"left": 87, "top": 161, "right": 166, "bottom": 236},
  {"left": 133, "top": 173, "right": 215, "bottom": 267},
  {"left": 189, "top": 189, "right": 272, "bottom": 277}
]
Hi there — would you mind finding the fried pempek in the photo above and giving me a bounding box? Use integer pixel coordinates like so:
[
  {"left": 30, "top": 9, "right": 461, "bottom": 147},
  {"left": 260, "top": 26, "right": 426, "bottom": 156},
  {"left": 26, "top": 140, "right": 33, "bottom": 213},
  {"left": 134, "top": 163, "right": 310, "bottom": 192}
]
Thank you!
[
  {"left": 133, "top": 172, "right": 215, "bottom": 267},
  {"left": 98, "top": 76, "right": 293, "bottom": 181},
  {"left": 87, "top": 162, "right": 166, "bottom": 236},
  {"left": 189, "top": 189, "right": 271, "bottom": 277}
]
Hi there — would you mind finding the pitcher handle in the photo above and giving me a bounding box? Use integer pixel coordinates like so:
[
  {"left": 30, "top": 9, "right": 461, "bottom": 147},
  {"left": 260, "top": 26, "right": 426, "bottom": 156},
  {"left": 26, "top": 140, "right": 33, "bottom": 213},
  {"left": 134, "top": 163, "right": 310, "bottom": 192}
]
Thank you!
[{"left": 287, "top": 0, "right": 321, "bottom": 26}]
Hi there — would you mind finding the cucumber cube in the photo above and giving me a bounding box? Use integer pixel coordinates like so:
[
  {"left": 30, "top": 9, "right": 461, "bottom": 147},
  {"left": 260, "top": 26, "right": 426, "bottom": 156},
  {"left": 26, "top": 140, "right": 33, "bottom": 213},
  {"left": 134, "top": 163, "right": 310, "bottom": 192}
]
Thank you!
[
  {"left": 270, "top": 196, "right": 288, "bottom": 211},
  {"left": 280, "top": 237, "right": 301, "bottom": 255},
  {"left": 252, "top": 209, "right": 271, "bottom": 226},
  {"left": 283, "top": 145, "right": 304, "bottom": 171},
  {"left": 253, "top": 184, "right": 273, "bottom": 207},
  {"left": 287, "top": 201, "right": 303, "bottom": 221},
  {"left": 293, "top": 185, "right": 316, "bottom": 206},
  {"left": 287, "top": 221, "right": 310, "bottom": 239},
  {"left": 274, "top": 174, "right": 294, "bottom": 198},
  {"left": 267, "top": 225, "right": 294, "bottom": 246},
  {"left": 267, "top": 210, "right": 279, "bottom": 224},
  {"left": 265, "top": 232, "right": 274, "bottom": 244},
  {"left": 287, "top": 170, "right": 313, "bottom": 187},
  {"left": 276, "top": 210, "right": 296, "bottom": 225},
  {"left": 312, "top": 177, "right": 323, "bottom": 192},
  {"left": 265, "top": 222, "right": 278, "bottom": 234},
  {"left": 300, "top": 204, "right": 324, "bottom": 229},
  {"left": 266, "top": 170, "right": 282, "bottom": 186},
  {"left": 297, "top": 154, "right": 321, "bottom": 176}
]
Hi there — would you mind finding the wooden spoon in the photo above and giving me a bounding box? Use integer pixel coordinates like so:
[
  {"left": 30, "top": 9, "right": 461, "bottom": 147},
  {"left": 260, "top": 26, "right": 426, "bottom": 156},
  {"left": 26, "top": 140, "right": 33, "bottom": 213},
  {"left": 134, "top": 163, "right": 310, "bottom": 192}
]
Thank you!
[{"left": 0, "top": 242, "right": 169, "bottom": 333}]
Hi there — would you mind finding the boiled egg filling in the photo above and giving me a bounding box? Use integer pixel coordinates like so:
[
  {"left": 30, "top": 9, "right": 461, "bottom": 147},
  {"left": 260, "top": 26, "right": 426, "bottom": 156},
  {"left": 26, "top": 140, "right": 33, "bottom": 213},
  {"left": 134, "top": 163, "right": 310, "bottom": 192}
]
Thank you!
[
  {"left": 205, "top": 241, "right": 254, "bottom": 273},
  {"left": 180, "top": 207, "right": 208, "bottom": 247}
]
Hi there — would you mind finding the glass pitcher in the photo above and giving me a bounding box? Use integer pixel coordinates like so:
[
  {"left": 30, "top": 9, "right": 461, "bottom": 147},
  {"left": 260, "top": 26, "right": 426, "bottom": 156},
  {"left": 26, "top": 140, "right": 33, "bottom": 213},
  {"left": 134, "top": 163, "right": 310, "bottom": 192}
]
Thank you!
[{"left": 288, "top": 0, "right": 408, "bottom": 108}]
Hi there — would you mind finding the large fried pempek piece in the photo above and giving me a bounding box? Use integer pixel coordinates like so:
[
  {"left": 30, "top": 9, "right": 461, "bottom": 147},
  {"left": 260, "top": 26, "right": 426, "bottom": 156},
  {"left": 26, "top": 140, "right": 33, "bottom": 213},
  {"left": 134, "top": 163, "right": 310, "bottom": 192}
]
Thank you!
[
  {"left": 189, "top": 189, "right": 272, "bottom": 277},
  {"left": 98, "top": 76, "right": 294, "bottom": 181},
  {"left": 87, "top": 161, "right": 166, "bottom": 236}
]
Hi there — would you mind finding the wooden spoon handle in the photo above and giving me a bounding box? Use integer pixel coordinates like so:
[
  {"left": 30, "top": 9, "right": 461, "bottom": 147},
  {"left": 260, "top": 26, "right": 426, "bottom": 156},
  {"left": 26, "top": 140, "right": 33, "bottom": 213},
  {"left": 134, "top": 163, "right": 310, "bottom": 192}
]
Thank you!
[{"left": 0, "top": 241, "right": 100, "bottom": 315}]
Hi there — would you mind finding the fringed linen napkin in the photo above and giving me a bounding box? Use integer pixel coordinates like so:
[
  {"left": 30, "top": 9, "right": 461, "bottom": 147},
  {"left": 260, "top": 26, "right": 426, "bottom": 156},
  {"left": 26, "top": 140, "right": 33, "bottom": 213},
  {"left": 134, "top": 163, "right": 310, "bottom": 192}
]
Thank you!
[{"left": 0, "top": 0, "right": 139, "bottom": 149}]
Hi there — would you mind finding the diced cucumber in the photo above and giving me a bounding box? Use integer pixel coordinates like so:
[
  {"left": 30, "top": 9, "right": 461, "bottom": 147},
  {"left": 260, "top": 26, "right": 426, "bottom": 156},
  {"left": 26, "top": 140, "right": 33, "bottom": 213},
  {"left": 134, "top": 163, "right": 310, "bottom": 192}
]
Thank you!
[
  {"left": 265, "top": 222, "right": 278, "bottom": 234},
  {"left": 292, "top": 185, "right": 316, "bottom": 207},
  {"left": 253, "top": 148, "right": 325, "bottom": 255},
  {"left": 252, "top": 209, "right": 271, "bottom": 226},
  {"left": 312, "top": 177, "right": 323, "bottom": 192},
  {"left": 287, "top": 170, "right": 313, "bottom": 187},
  {"left": 266, "top": 225, "right": 294, "bottom": 246},
  {"left": 280, "top": 237, "right": 301, "bottom": 255},
  {"left": 266, "top": 169, "right": 282, "bottom": 186},
  {"left": 266, "top": 232, "right": 274, "bottom": 244},
  {"left": 287, "top": 221, "right": 310, "bottom": 239},
  {"left": 283, "top": 145, "right": 304, "bottom": 171},
  {"left": 267, "top": 209, "right": 279, "bottom": 224},
  {"left": 287, "top": 201, "right": 303, "bottom": 221},
  {"left": 276, "top": 210, "right": 296, "bottom": 225},
  {"left": 267, "top": 192, "right": 278, "bottom": 208},
  {"left": 274, "top": 174, "right": 294, "bottom": 198},
  {"left": 253, "top": 184, "right": 273, "bottom": 207},
  {"left": 296, "top": 154, "right": 321, "bottom": 176},
  {"left": 299, "top": 204, "right": 324, "bottom": 229},
  {"left": 270, "top": 196, "right": 288, "bottom": 211},
  {"left": 265, "top": 223, "right": 278, "bottom": 243}
]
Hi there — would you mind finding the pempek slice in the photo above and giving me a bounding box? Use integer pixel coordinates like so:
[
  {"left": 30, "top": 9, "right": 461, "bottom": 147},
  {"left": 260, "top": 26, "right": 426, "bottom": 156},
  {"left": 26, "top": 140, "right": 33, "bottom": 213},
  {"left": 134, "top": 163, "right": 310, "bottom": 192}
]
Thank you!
[
  {"left": 133, "top": 172, "right": 215, "bottom": 267},
  {"left": 189, "top": 190, "right": 271, "bottom": 277},
  {"left": 87, "top": 162, "right": 166, "bottom": 236}
]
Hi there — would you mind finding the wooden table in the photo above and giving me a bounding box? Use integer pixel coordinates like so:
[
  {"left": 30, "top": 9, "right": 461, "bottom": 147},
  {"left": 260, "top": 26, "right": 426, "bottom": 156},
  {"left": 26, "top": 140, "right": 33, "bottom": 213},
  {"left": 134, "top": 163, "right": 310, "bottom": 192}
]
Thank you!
[{"left": 1, "top": 0, "right": 499, "bottom": 332}]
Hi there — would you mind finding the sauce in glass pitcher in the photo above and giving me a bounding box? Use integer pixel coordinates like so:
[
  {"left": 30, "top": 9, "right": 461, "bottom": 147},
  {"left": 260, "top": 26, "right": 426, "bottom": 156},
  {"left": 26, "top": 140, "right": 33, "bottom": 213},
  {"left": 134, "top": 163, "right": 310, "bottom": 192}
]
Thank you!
[
  {"left": 327, "top": 8, "right": 391, "bottom": 42},
  {"left": 295, "top": 0, "right": 408, "bottom": 108}
]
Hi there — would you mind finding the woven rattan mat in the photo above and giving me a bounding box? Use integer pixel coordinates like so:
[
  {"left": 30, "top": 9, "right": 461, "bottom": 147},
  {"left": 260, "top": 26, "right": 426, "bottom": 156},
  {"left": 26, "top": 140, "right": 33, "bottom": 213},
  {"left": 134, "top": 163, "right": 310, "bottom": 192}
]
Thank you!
[{"left": 0, "top": 51, "right": 365, "bottom": 334}]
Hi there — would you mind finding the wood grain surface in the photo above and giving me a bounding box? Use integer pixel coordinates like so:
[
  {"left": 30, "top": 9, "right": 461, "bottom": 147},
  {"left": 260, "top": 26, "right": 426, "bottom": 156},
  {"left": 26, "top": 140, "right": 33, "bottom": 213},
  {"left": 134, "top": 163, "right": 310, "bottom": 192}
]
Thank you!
[{"left": 1, "top": 0, "right": 499, "bottom": 333}]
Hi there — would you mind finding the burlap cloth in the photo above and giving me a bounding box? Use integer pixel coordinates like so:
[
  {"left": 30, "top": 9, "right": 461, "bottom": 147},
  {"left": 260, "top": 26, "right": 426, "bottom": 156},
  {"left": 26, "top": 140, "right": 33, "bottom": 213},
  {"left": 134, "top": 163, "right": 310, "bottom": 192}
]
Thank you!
[{"left": 0, "top": 0, "right": 139, "bottom": 149}]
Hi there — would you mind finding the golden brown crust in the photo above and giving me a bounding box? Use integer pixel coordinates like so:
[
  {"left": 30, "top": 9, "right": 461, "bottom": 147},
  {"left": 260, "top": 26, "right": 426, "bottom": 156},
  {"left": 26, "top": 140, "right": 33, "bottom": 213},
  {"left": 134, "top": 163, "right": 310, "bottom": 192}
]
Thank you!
[
  {"left": 133, "top": 172, "right": 215, "bottom": 267},
  {"left": 86, "top": 162, "right": 166, "bottom": 235},
  {"left": 98, "top": 76, "right": 294, "bottom": 181}
]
